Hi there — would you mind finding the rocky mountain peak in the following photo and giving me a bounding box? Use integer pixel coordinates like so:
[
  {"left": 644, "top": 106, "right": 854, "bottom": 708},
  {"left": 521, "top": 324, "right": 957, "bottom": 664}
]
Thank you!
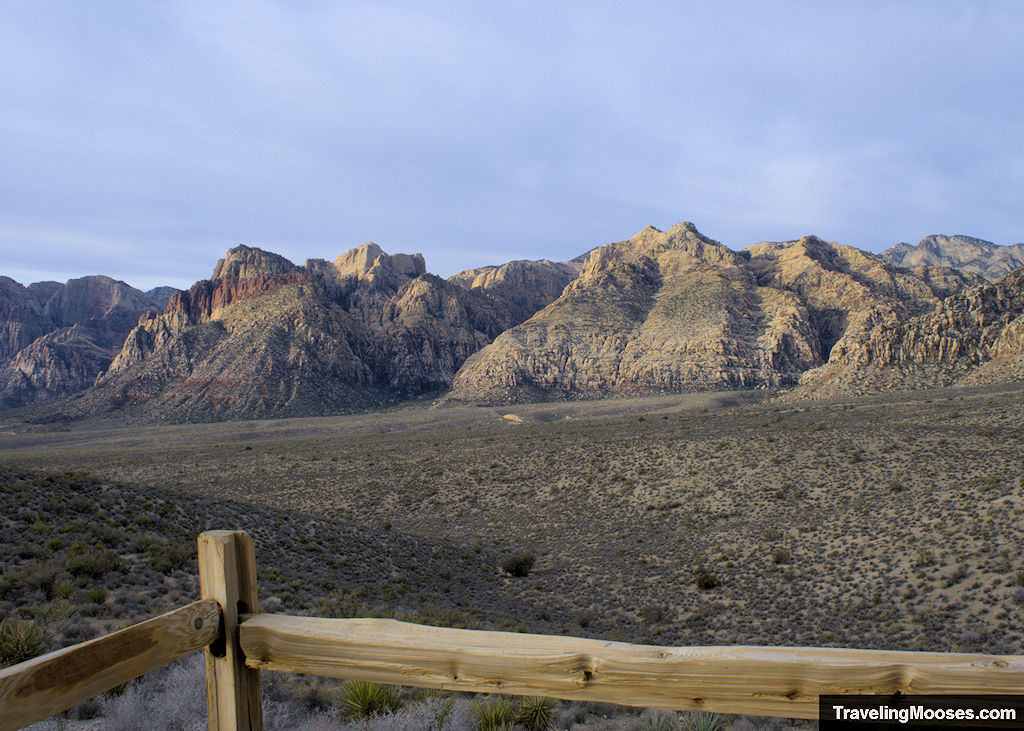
[
  {"left": 211, "top": 245, "right": 298, "bottom": 280},
  {"left": 581, "top": 221, "right": 743, "bottom": 280},
  {"left": 333, "top": 242, "right": 426, "bottom": 284},
  {"left": 880, "top": 235, "right": 1024, "bottom": 282}
]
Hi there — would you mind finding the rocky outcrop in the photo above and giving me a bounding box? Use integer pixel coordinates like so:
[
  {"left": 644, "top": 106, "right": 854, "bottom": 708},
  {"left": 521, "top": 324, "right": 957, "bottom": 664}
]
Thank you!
[
  {"left": 0, "top": 277, "right": 55, "bottom": 363},
  {"left": 445, "top": 224, "right": 979, "bottom": 404},
  {"left": 5, "top": 224, "right": 1012, "bottom": 420},
  {"left": 881, "top": 235, "right": 1024, "bottom": 281},
  {"left": 72, "top": 243, "right": 541, "bottom": 421},
  {"left": 0, "top": 276, "right": 163, "bottom": 408},
  {"left": 790, "top": 269, "right": 1024, "bottom": 398},
  {"left": 448, "top": 259, "right": 581, "bottom": 323},
  {"left": 0, "top": 322, "right": 126, "bottom": 409}
]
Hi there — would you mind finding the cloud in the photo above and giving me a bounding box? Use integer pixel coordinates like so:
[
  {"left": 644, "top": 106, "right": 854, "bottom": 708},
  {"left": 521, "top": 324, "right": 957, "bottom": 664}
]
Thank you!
[{"left": 1, "top": 1, "right": 1022, "bottom": 287}]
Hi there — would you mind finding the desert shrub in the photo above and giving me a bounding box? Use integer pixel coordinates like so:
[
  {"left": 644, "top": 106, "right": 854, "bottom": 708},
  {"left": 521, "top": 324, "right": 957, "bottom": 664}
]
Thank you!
[
  {"left": 502, "top": 552, "right": 535, "bottom": 578},
  {"left": 681, "top": 711, "right": 723, "bottom": 731},
  {"left": 338, "top": 679, "right": 403, "bottom": 720},
  {"left": 86, "top": 586, "right": 109, "bottom": 604},
  {"left": 695, "top": 569, "right": 720, "bottom": 590},
  {"left": 515, "top": 696, "right": 556, "bottom": 729},
  {"left": 472, "top": 697, "right": 518, "bottom": 730},
  {"left": 144, "top": 542, "right": 194, "bottom": 573},
  {"left": 290, "top": 677, "right": 336, "bottom": 712},
  {"left": 101, "top": 654, "right": 206, "bottom": 730},
  {"left": 576, "top": 608, "right": 597, "bottom": 629},
  {"left": 66, "top": 547, "right": 122, "bottom": 579},
  {"left": 771, "top": 548, "right": 791, "bottom": 565},
  {"left": 0, "top": 618, "right": 46, "bottom": 666},
  {"left": 639, "top": 604, "right": 670, "bottom": 624},
  {"left": 639, "top": 709, "right": 680, "bottom": 730},
  {"left": 23, "top": 562, "right": 63, "bottom": 600}
]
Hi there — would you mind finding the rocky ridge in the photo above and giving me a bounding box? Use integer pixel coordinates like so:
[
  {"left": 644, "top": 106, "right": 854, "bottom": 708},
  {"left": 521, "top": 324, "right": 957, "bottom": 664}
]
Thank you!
[
  {"left": 790, "top": 269, "right": 1024, "bottom": 398},
  {"left": 445, "top": 224, "right": 982, "bottom": 404},
  {"left": 0, "top": 276, "right": 164, "bottom": 408},
  {"left": 61, "top": 243, "right": 556, "bottom": 421},
  {"left": 4, "top": 222, "right": 1021, "bottom": 420},
  {"left": 881, "top": 235, "right": 1024, "bottom": 282}
]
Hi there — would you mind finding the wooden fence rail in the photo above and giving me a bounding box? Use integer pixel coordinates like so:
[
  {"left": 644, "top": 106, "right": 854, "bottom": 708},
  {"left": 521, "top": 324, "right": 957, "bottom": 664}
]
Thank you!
[
  {"left": 0, "top": 599, "right": 220, "bottom": 730},
  {"left": 1, "top": 529, "right": 1022, "bottom": 730}
]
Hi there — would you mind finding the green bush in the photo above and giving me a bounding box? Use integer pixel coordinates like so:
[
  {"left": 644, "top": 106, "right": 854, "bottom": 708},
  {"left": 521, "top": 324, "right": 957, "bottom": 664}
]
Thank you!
[
  {"left": 144, "top": 542, "right": 193, "bottom": 573},
  {"left": 0, "top": 619, "right": 46, "bottom": 667},
  {"left": 472, "top": 697, "right": 518, "bottom": 730},
  {"left": 695, "top": 569, "right": 720, "bottom": 590},
  {"left": 502, "top": 551, "right": 536, "bottom": 577},
  {"left": 66, "top": 548, "right": 121, "bottom": 579},
  {"left": 515, "top": 696, "right": 556, "bottom": 729},
  {"left": 337, "top": 679, "right": 403, "bottom": 720},
  {"left": 86, "top": 586, "right": 109, "bottom": 604}
]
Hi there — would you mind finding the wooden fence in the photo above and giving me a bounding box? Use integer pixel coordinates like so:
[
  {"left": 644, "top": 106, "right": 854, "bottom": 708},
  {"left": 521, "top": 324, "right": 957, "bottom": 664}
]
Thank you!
[{"left": 1, "top": 530, "right": 1023, "bottom": 730}]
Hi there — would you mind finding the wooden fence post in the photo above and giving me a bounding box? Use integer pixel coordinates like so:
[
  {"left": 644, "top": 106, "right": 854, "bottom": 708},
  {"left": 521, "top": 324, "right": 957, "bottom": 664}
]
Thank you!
[{"left": 198, "top": 531, "right": 263, "bottom": 731}]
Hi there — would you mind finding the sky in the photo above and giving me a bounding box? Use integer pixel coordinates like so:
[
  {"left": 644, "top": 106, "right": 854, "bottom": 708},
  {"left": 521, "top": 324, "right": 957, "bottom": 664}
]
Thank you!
[{"left": 1, "top": 1, "right": 1022, "bottom": 291}]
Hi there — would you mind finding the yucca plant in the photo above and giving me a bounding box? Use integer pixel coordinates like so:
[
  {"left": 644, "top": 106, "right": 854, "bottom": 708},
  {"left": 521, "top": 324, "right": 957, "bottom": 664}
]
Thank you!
[
  {"left": 337, "top": 679, "right": 403, "bottom": 720},
  {"left": 473, "top": 697, "right": 518, "bottom": 730},
  {"left": 681, "top": 711, "right": 722, "bottom": 731},
  {"left": 515, "top": 696, "right": 556, "bottom": 729},
  {"left": 0, "top": 618, "right": 46, "bottom": 667}
]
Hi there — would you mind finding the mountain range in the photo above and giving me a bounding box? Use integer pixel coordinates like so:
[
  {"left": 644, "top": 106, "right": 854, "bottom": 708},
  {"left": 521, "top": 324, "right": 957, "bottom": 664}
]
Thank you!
[
  {"left": 880, "top": 235, "right": 1024, "bottom": 282},
  {"left": 1, "top": 226, "right": 1021, "bottom": 422}
]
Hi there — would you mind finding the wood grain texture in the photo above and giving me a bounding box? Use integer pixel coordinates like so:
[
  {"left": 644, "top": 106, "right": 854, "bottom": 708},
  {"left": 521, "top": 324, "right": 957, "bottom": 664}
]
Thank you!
[
  {"left": 0, "top": 599, "right": 220, "bottom": 731},
  {"left": 198, "top": 530, "right": 262, "bottom": 731},
  {"left": 240, "top": 614, "right": 1024, "bottom": 719}
]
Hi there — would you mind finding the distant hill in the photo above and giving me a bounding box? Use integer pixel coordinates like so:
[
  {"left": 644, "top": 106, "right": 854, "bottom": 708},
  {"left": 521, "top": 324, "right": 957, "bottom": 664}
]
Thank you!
[
  {"left": 0, "top": 276, "right": 163, "bottom": 408},
  {"left": 881, "top": 235, "right": 1024, "bottom": 281}
]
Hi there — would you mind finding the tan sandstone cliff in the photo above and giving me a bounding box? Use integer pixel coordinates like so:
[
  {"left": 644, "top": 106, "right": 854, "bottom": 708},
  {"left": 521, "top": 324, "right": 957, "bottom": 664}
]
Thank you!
[
  {"left": 790, "top": 269, "right": 1024, "bottom": 398},
  {"left": 444, "top": 223, "right": 981, "bottom": 404}
]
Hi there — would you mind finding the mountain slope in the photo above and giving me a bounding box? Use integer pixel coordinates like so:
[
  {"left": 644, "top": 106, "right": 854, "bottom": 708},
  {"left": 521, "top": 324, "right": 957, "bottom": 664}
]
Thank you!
[
  {"left": 445, "top": 223, "right": 980, "bottom": 404},
  {"left": 790, "top": 269, "right": 1024, "bottom": 398},
  {"left": 881, "top": 235, "right": 1024, "bottom": 281},
  {"left": 45, "top": 244, "right": 548, "bottom": 422},
  {"left": 448, "top": 258, "right": 581, "bottom": 323},
  {"left": 0, "top": 276, "right": 162, "bottom": 408}
]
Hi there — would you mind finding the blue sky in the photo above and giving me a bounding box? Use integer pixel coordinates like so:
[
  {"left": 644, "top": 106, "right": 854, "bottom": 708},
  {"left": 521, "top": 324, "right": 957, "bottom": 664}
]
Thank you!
[{"left": 2, "top": 1, "right": 1022, "bottom": 291}]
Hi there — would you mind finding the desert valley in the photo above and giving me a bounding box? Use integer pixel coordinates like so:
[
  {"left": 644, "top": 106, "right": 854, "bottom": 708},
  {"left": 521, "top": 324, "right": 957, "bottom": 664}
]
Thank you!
[{"left": 2, "top": 224, "right": 1024, "bottom": 729}]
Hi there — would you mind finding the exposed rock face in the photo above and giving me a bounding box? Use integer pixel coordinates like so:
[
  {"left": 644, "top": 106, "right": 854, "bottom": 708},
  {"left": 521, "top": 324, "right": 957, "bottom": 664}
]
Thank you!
[
  {"left": 0, "top": 276, "right": 162, "bottom": 408},
  {"left": 448, "top": 259, "right": 581, "bottom": 323},
  {"left": 445, "top": 224, "right": 980, "bottom": 404},
  {"left": 880, "top": 235, "right": 1024, "bottom": 281},
  {"left": 790, "top": 269, "right": 1024, "bottom": 398},
  {"left": 6, "top": 225, "right": 1013, "bottom": 419},
  {"left": 1, "top": 277, "right": 56, "bottom": 363},
  {"left": 74, "top": 243, "right": 539, "bottom": 421}
]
